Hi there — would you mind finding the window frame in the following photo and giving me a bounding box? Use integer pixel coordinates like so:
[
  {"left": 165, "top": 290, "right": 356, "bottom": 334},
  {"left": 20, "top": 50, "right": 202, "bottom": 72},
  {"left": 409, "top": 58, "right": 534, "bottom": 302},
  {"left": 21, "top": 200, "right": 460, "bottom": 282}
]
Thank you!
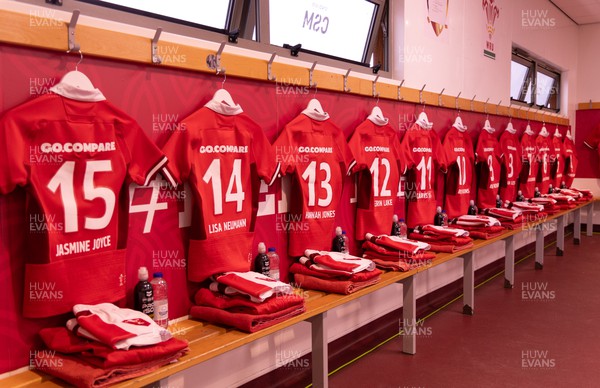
[{"left": 510, "top": 49, "right": 561, "bottom": 112}]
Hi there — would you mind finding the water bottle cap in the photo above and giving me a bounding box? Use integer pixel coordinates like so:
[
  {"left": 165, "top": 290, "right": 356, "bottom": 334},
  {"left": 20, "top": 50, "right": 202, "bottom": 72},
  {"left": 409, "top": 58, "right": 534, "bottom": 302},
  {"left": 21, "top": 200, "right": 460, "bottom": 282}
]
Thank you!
[
  {"left": 436, "top": 206, "right": 442, "bottom": 213},
  {"left": 257, "top": 242, "right": 266, "bottom": 253},
  {"left": 399, "top": 218, "right": 405, "bottom": 222},
  {"left": 442, "top": 210, "right": 447, "bottom": 213},
  {"left": 342, "top": 230, "right": 347, "bottom": 235},
  {"left": 469, "top": 200, "right": 475, "bottom": 206},
  {"left": 268, "top": 247, "right": 276, "bottom": 252},
  {"left": 138, "top": 266, "right": 149, "bottom": 281},
  {"left": 392, "top": 214, "right": 399, "bottom": 222},
  {"left": 335, "top": 226, "right": 342, "bottom": 236},
  {"left": 153, "top": 272, "right": 163, "bottom": 278}
]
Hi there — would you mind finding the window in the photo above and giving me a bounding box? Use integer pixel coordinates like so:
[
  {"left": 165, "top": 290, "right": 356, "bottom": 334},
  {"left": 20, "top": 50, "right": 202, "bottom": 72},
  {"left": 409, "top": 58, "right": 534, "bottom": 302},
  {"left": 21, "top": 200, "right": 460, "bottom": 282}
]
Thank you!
[
  {"left": 268, "top": 0, "right": 385, "bottom": 66},
  {"left": 78, "top": 0, "right": 236, "bottom": 33},
  {"left": 510, "top": 49, "right": 560, "bottom": 111}
]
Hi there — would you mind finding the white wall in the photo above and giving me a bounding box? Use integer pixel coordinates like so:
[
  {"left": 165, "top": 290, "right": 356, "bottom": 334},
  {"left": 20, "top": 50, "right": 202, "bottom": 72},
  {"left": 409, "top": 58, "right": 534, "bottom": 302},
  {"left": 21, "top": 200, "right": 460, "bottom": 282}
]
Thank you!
[{"left": 577, "top": 23, "right": 600, "bottom": 104}]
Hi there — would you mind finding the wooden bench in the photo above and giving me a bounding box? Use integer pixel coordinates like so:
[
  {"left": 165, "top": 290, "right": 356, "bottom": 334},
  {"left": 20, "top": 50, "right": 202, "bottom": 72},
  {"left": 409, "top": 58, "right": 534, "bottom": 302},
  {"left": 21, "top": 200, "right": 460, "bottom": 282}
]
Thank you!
[{"left": 1, "top": 200, "right": 596, "bottom": 388}]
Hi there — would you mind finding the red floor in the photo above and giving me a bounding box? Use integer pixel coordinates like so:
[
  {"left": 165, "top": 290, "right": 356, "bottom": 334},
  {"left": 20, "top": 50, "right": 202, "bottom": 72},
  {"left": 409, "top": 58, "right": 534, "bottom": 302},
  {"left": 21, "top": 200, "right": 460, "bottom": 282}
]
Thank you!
[{"left": 329, "top": 233, "right": 600, "bottom": 388}]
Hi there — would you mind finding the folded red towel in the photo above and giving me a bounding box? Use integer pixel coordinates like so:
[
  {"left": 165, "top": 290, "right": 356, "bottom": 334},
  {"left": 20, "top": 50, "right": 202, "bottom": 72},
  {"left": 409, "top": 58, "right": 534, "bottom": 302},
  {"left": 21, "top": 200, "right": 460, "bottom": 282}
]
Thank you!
[
  {"left": 292, "top": 273, "right": 380, "bottom": 294},
  {"left": 189, "top": 303, "right": 305, "bottom": 333},
  {"left": 289, "top": 263, "right": 382, "bottom": 282},
  {"left": 194, "top": 288, "right": 304, "bottom": 315}
]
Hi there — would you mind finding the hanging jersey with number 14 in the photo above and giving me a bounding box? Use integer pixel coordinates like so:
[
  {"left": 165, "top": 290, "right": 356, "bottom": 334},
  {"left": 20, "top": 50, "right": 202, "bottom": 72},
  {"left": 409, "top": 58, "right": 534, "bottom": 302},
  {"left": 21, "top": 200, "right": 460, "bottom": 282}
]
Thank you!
[
  {"left": 162, "top": 104, "right": 280, "bottom": 282},
  {"left": 0, "top": 93, "right": 169, "bottom": 318}
]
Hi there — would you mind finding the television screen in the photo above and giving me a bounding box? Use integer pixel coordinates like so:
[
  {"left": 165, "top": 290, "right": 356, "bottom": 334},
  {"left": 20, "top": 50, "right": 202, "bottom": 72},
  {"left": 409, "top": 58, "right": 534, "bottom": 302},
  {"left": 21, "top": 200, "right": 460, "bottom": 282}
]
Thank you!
[{"left": 269, "top": 0, "right": 379, "bottom": 64}]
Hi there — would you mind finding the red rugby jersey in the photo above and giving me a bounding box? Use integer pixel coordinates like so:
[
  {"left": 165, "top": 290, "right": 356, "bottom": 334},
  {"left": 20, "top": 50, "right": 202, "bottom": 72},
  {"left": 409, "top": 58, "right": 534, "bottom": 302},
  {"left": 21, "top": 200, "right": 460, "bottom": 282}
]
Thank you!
[
  {"left": 442, "top": 126, "right": 475, "bottom": 218},
  {"left": 475, "top": 129, "right": 502, "bottom": 209}
]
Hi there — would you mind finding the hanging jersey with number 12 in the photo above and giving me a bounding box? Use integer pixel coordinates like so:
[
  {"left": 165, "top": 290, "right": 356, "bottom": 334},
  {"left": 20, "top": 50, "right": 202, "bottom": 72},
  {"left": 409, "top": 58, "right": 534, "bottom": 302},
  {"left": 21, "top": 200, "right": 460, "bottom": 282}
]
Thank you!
[
  {"left": 273, "top": 113, "right": 355, "bottom": 257},
  {"left": 0, "top": 93, "right": 169, "bottom": 318},
  {"left": 162, "top": 104, "right": 280, "bottom": 282},
  {"left": 348, "top": 119, "right": 405, "bottom": 239}
]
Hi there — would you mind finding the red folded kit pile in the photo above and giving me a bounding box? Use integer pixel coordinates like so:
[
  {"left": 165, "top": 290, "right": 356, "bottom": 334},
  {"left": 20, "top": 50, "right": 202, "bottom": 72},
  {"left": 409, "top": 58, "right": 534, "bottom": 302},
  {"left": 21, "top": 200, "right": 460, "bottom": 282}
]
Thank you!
[
  {"left": 509, "top": 201, "right": 549, "bottom": 222},
  {"left": 545, "top": 193, "right": 577, "bottom": 209},
  {"left": 361, "top": 233, "right": 434, "bottom": 271},
  {"left": 485, "top": 207, "right": 524, "bottom": 229},
  {"left": 289, "top": 250, "right": 382, "bottom": 294},
  {"left": 190, "top": 271, "right": 305, "bottom": 333},
  {"left": 35, "top": 303, "right": 188, "bottom": 388},
  {"left": 408, "top": 225, "right": 474, "bottom": 252},
  {"left": 557, "top": 188, "right": 592, "bottom": 203},
  {"left": 529, "top": 197, "right": 559, "bottom": 214},
  {"left": 453, "top": 215, "right": 505, "bottom": 240}
]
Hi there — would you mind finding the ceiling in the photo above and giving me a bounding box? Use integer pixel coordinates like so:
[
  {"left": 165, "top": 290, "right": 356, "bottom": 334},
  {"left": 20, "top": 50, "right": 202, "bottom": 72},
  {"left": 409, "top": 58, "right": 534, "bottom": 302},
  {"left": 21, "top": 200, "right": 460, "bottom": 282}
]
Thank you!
[{"left": 550, "top": 0, "right": 600, "bottom": 25}]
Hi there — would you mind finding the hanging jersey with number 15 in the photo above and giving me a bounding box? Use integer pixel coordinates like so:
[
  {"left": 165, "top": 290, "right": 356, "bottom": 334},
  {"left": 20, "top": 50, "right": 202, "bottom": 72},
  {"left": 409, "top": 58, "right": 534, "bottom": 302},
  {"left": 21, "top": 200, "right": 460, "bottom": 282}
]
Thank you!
[
  {"left": 273, "top": 113, "right": 355, "bottom": 257},
  {"left": 0, "top": 93, "right": 168, "bottom": 318},
  {"left": 162, "top": 103, "right": 280, "bottom": 282}
]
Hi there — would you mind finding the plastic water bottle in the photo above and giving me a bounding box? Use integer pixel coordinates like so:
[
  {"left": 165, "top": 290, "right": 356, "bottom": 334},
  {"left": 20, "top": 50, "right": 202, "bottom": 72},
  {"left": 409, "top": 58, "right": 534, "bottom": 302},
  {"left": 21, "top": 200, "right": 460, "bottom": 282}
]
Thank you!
[
  {"left": 134, "top": 267, "right": 154, "bottom": 318},
  {"left": 332, "top": 226, "right": 345, "bottom": 252},
  {"left": 254, "top": 242, "right": 270, "bottom": 276},
  {"left": 534, "top": 187, "right": 541, "bottom": 198},
  {"left": 267, "top": 247, "right": 280, "bottom": 281},
  {"left": 151, "top": 272, "right": 168, "bottom": 329},
  {"left": 391, "top": 214, "right": 401, "bottom": 237},
  {"left": 495, "top": 195, "right": 503, "bottom": 208},
  {"left": 468, "top": 200, "right": 478, "bottom": 215},
  {"left": 560, "top": 181, "right": 567, "bottom": 189},
  {"left": 434, "top": 206, "right": 444, "bottom": 226},
  {"left": 441, "top": 210, "right": 448, "bottom": 226},
  {"left": 398, "top": 218, "right": 408, "bottom": 239},
  {"left": 548, "top": 184, "right": 554, "bottom": 194},
  {"left": 341, "top": 231, "right": 349, "bottom": 254},
  {"left": 516, "top": 190, "right": 525, "bottom": 202}
]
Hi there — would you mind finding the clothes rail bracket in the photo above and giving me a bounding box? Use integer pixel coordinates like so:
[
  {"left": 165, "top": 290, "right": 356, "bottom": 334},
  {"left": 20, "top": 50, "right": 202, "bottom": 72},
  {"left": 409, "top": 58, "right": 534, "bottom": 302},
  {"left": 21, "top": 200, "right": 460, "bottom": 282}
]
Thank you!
[
  {"left": 267, "top": 53, "right": 277, "bottom": 81},
  {"left": 67, "top": 10, "right": 80, "bottom": 52},
  {"left": 343, "top": 69, "right": 352, "bottom": 92},
  {"left": 151, "top": 28, "right": 162, "bottom": 65}
]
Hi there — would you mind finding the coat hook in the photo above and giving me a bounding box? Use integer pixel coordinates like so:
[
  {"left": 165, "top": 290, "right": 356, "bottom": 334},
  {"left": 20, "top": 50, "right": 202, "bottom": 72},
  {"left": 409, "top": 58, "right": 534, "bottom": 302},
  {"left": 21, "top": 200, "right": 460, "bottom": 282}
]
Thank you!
[
  {"left": 437, "top": 88, "right": 445, "bottom": 107},
  {"left": 455, "top": 91, "right": 462, "bottom": 111},
  {"left": 309, "top": 61, "right": 317, "bottom": 88},
  {"left": 470, "top": 95, "right": 476, "bottom": 111},
  {"left": 419, "top": 84, "right": 427, "bottom": 105},
  {"left": 496, "top": 100, "right": 502, "bottom": 115},
  {"left": 484, "top": 98, "right": 490, "bottom": 115},
  {"left": 372, "top": 74, "right": 380, "bottom": 98},
  {"left": 206, "top": 42, "right": 227, "bottom": 74},
  {"left": 67, "top": 10, "right": 81, "bottom": 52},
  {"left": 398, "top": 79, "right": 405, "bottom": 101},
  {"left": 343, "top": 69, "right": 352, "bottom": 92},
  {"left": 267, "top": 53, "right": 277, "bottom": 81},
  {"left": 151, "top": 28, "right": 163, "bottom": 65}
]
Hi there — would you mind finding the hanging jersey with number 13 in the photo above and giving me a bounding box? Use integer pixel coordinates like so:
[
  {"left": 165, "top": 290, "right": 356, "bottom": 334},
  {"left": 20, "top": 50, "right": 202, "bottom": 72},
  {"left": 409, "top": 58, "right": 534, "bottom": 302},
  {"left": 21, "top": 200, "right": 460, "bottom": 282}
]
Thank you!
[
  {"left": 162, "top": 103, "right": 280, "bottom": 282},
  {"left": 0, "top": 93, "right": 169, "bottom": 318},
  {"left": 273, "top": 113, "right": 355, "bottom": 257}
]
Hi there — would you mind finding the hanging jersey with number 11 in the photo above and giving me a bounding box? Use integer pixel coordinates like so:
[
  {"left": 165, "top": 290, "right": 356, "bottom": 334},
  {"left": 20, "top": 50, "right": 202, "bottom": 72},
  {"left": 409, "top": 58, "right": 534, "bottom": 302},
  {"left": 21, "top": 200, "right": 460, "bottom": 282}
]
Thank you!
[
  {"left": 162, "top": 103, "right": 280, "bottom": 282},
  {"left": 442, "top": 126, "right": 474, "bottom": 219},
  {"left": 348, "top": 119, "right": 405, "bottom": 239},
  {"left": 0, "top": 93, "right": 169, "bottom": 318},
  {"left": 401, "top": 123, "right": 446, "bottom": 228},
  {"left": 273, "top": 113, "right": 355, "bottom": 257}
]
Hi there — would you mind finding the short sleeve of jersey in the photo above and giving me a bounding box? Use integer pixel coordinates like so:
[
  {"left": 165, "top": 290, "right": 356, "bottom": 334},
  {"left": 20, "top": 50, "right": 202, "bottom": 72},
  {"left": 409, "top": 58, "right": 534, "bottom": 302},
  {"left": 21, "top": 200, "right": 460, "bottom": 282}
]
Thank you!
[
  {"left": 244, "top": 117, "right": 280, "bottom": 185},
  {"left": 0, "top": 111, "right": 28, "bottom": 194},
  {"left": 273, "top": 127, "right": 295, "bottom": 175},
  {"left": 584, "top": 124, "right": 600, "bottom": 150},
  {"left": 333, "top": 125, "right": 356, "bottom": 175},
  {"left": 116, "top": 115, "right": 168, "bottom": 187},
  {"left": 161, "top": 128, "right": 191, "bottom": 186},
  {"left": 431, "top": 130, "right": 447, "bottom": 172}
]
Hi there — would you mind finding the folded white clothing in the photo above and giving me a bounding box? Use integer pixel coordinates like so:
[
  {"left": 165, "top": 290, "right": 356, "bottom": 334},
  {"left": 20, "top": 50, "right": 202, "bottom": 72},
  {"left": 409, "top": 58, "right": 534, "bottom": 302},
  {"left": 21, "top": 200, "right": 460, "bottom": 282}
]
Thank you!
[
  {"left": 511, "top": 201, "right": 544, "bottom": 213},
  {"left": 455, "top": 215, "right": 501, "bottom": 227},
  {"left": 71, "top": 303, "right": 171, "bottom": 350},
  {"left": 304, "top": 249, "right": 376, "bottom": 273}
]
